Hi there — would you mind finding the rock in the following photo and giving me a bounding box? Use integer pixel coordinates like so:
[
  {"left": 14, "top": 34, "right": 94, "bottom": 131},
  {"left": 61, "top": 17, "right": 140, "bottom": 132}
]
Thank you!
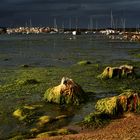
[
  {"left": 77, "top": 60, "right": 92, "bottom": 65},
  {"left": 36, "top": 128, "right": 77, "bottom": 138},
  {"left": 9, "top": 135, "right": 25, "bottom": 140},
  {"left": 21, "top": 64, "right": 30, "bottom": 68},
  {"left": 16, "top": 79, "right": 40, "bottom": 85},
  {"left": 36, "top": 131, "right": 57, "bottom": 138},
  {"left": 44, "top": 77, "right": 85, "bottom": 105},
  {"left": 13, "top": 104, "right": 42, "bottom": 122},
  {"left": 3, "top": 58, "right": 10, "bottom": 61},
  {"left": 30, "top": 114, "right": 70, "bottom": 135},
  {"left": 13, "top": 109, "right": 26, "bottom": 121},
  {"left": 83, "top": 112, "right": 110, "bottom": 128},
  {"left": 37, "top": 115, "right": 54, "bottom": 127},
  {"left": 55, "top": 115, "right": 68, "bottom": 120},
  {"left": 119, "top": 65, "right": 134, "bottom": 77},
  {"left": 95, "top": 90, "right": 140, "bottom": 116},
  {"left": 98, "top": 65, "right": 135, "bottom": 79}
]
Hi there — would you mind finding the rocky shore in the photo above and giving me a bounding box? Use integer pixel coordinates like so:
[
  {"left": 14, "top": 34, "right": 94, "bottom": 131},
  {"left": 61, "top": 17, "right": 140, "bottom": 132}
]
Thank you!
[{"left": 37, "top": 113, "right": 140, "bottom": 140}]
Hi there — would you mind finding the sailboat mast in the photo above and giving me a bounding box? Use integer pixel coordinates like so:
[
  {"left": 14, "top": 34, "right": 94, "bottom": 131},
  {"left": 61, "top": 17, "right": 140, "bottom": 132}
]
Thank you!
[
  {"left": 96, "top": 20, "right": 98, "bottom": 31},
  {"left": 90, "top": 16, "right": 93, "bottom": 31},
  {"left": 54, "top": 18, "right": 57, "bottom": 29},
  {"left": 75, "top": 17, "right": 78, "bottom": 30},
  {"left": 29, "top": 19, "right": 32, "bottom": 28},
  {"left": 69, "top": 18, "right": 72, "bottom": 30},
  {"left": 62, "top": 22, "right": 64, "bottom": 29},
  {"left": 110, "top": 10, "right": 114, "bottom": 29},
  {"left": 121, "top": 18, "right": 125, "bottom": 32}
]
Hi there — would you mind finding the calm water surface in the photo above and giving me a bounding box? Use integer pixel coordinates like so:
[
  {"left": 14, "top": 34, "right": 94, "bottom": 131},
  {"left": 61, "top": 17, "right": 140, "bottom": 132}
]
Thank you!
[{"left": 0, "top": 34, "right": 139, "bottom": 68}]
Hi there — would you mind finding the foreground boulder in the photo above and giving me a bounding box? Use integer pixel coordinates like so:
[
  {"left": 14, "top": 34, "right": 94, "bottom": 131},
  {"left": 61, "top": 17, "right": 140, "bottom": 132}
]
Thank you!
[
  {"left": 44, "top": 77, "right": 85, "bottom": 105},
  {"left": 95, "top": 90, "right": 140, "bottom": 116},
  {"left": 82, "top": 90, "right": 140, "bottom": 128},
  {"left": 98, "top": 65, "right": 135, "bottom": 79}
]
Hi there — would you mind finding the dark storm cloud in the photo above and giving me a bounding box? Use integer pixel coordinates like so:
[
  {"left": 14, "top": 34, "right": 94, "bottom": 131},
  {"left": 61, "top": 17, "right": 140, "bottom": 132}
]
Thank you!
[{"left": 0, "top": 0, "right": 140, "bottom": 27}]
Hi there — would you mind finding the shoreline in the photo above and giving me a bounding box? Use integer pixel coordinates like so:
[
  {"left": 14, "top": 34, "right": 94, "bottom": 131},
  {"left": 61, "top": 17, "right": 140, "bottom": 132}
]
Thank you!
[{"left": 34, "top": 113, "right": 140, "bottom": 140}]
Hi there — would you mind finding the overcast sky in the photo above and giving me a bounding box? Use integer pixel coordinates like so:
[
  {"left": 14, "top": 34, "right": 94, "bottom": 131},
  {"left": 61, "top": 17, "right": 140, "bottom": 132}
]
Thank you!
[{"left": 0, "top": 0, "right": 140, "bottom": 28}]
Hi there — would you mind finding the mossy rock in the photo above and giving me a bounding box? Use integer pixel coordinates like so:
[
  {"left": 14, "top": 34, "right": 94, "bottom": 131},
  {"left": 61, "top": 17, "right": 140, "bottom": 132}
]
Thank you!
[
  {"left": 83, "top": 112, "right": 110, "bottom": 128},
  {"left": 13, "top": 109, "right": 26, "bottom": 121},
  {"left": 20, "top": 64, "right": 30, "bottom": 68},
  {"left": 44, "top": 77, "right": 85, "bottom": 105},
  {"left": 36, "top": 128, "right": 77, "bottom": 138},
  {"left": 9, "top": 135, "right": 25, "bottom": 140},
  {"left": 37, "top": 115, "right": 54, "bottom": 127},
  {"left": 98, "top": 65, "right": 135, "bottom": 79},
  {"left": 16, "top": 79, "right": 40, "bottom": 85},
  {"left": 30, "top": 115, "right": 55, "bottom": 134},
  {"left": 55, "top": 115, "right": 68, "bottom": 120},
  {"left": 95, "top": 96, "right": 118, "bottom": 115},
  {"left": 95, "top": 90, "right": 140, "bottom": 116},
  {"left": 77, "top": 60, "right": 92, "bottom": 65},
  {"left": 13, "top": 104, "right": 43, "bottom": 122},
  {"left": 30, "top": 114, "right": 69, "bottom": 135}
]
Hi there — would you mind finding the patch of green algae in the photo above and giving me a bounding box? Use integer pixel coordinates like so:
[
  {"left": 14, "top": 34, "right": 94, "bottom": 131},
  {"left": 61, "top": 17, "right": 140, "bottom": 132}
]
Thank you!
[
  {"left": 1, "top": 60, "right": 140, "bottom": 139},
  {"left": 36, "top": 128, "right": 77, "bottom": 138}
]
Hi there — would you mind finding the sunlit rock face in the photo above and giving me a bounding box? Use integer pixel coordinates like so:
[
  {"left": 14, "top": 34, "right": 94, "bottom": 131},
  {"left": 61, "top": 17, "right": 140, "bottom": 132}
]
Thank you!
[
  {"left": 95, "top": 90, "right": 140, "bottom": 116},
  {"left": 44, "top": 77, "right": 85, "bottom": 105},
  {"left": 98, "top": 65, "right": 135, "bottom": 79}
]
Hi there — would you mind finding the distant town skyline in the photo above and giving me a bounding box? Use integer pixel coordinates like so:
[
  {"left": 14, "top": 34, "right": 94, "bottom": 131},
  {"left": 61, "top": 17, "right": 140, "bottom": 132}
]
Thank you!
[{"left": 0, "top": 0, "right": 140, "bottom": 28}]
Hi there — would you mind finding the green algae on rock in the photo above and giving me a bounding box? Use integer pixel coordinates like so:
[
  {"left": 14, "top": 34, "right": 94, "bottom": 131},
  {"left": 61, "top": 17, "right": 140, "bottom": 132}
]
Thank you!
[
  {"left": 16, "top": 79, "right": 40, "bottom": 85},
  {"left": 9, "top": 135, "right": 26, "bottom": 140},
  {"left": 82, "top": 90, "right": 140, "bottom": 128},
  {"left": 77, "top": 60, "right": 92, "bottom": 65},
  {"left": 55, "top": 115, "right": 68, "bottom": 120},
  {"left": 13, "top": 104, "right": 43, "bottom": 122},
  {"left": 30, "top": 114, "right": 70, "bottom": 136},
  {"left": 37, "top": 115, "right": 54, "bottom": 127},
  {"left": 83, "top": 112, "right": 110, "bottom": 128},
  {"left": 44, "top": 77, "right": 85, "bottom": 105},
  {"left": 36, "top": 128, "right": 77, "bottom": 138},
  {"left": 95, "top": 90, "right": 140, "bottom": 116},
  {"left": 13, "top": 109, "right": 27, "bottom": 121},
  {"left": 98, "top": 65, "right": 135, "bottom": 79}
]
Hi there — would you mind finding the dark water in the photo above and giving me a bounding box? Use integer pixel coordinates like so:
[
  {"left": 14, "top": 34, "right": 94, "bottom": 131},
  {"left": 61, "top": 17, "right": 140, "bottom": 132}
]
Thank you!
[
  {"left": 0, "top": 34, "right": 140, "bottom": 139},
  {"left": 0, "top": 34, "right": 139, "bottom": 68}
]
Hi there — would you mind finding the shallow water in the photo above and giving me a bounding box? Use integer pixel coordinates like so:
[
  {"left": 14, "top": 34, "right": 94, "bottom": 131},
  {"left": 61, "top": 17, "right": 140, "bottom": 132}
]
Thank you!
[
  {"left": 0, "top": 34, "right": 140, "bottom": 139},
  {"left": 0, "top": 34, "right": 139, "bottom": 68}
]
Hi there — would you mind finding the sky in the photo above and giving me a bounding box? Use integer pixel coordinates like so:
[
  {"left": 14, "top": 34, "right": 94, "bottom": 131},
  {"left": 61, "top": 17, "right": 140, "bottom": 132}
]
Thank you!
[{"left": 0, "top": 0, "right": 140, "bottom": 28}]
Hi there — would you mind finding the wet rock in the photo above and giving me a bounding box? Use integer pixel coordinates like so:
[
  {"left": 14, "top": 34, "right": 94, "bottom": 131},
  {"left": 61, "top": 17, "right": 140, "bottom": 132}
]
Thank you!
[
  {"left": 23, "top": 79, "right": 40, "bottom": 84},
  {"left": 30, "top": 114, "right": 70, "bottom": 136},
  {"left": 82, "top": 90, "right": 140, "bottom": 128},
  {"left": 37, "top": 115, "right": 54, "bottom": 127},
  {"left": 12, "top": 104, "right": 43, "bottom": 122},
  {"left": 44, "top": 77, "right": 85, "bottom": 105},
  {"left": 98, "top": 65, "right": 135, "bottom": 79},
  {"left": 16, "top": 79, "right": 40, "bottom": 85},
  {"left": 55, "top": 115, "right": 68, "bottom": 120},
  {"left": 95, "top": 90, "right": 140, "bottom": 116},
  {"left": 77, "top": 60, "right": 92, "bottom": 65},
  {"left": 13, "top": 109, "right": 26, "bottom": 121},
  {"left": 83, "top": 112, "right": 110, "bottom": 128},
  {"left": 36, "top": 128, "right": 77, "bottom": 138},
  {"left": 9, "top": 135, "right": 25, "bottom": 140},
  {"left": 3, "top": 58, "right": 10, "bottom": 61},
  {"left": 21, "top": 64, "right": 30, "bottom": 68}
]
